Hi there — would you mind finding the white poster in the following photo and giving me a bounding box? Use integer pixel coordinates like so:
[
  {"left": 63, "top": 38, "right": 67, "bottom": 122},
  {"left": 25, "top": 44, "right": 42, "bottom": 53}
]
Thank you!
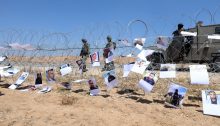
[
  {"left": 131, "top": 60, "right": 150, "bottom": 74},
  {"left": 9, "top": 72, "right": 29, "bottom": 89},
  {"left": 123, "top": 63, "right": 134, "bottom": 77},
  {"left": 202, "top": 90, "right": 220, "bottom": 116},
  {"left": 60, "top": 64, "right": 72, "bottom": 76},
  {"left": 189, "top": 65, "right": 209, "bottom": 85},
  {"left": 137, "top": 49, "right": 154, "bottom": 61},
  {"left": 160, "top": 64, "right": 176, "bottom": 78}
]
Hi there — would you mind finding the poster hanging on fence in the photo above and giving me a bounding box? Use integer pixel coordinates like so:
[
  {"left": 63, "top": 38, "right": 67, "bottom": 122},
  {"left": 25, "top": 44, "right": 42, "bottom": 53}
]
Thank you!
[
  {"left": 137, "top": 49, "right": 155, "bottom": 61},
  {"left": 9, "top": 72, "right": 29, "bottom": 89},
  {"left": 123, "top": 62, "right": 134, "bottom": 77},
  {"left": 0, "top": 56, "right": 7, "bottom": 62},
  {"left": 131, "top": 60, "right": 150, "bottom": 74},
  {"left": 134, "top": 38, "right": 146, "bottom": 50},
  {"left": 156, "top": 36, "right": 170, "bottom": 50},
  {"left": 202, "top": 90, "right": 220, "bottom": 116},
  {"left": 90, "top": 52, "right": 100, "bottom": 66},
  {"left": 103, "top": 70, "right": 117, "bottom": 89},
  {"left": 189, "top": 65, "right": 209, "bottom": 85},
  {"left": 138, "top": 71, "right": 158, "bottom": 93},
  {"left": 88, "top": 77, "right": 100, "bottom": 96},
  {"left": 164, "top": 83, "right": 187, "bottom": 108},
  {"left": 105, "top": 50, "right": 114, "bottom": 63},
  {"left": 46, "top": 69, "right": 56, "bottom": 82},
  {"left": 160, "top": 64, "right": 176, "bottom": 78},
  {"left": 60, "top": 64, "right": 72, "bottom": 76}
]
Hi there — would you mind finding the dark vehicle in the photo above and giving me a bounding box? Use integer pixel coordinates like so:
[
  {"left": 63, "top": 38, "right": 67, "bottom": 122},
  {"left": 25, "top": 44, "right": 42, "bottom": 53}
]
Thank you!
[{"left": 148, "top": 24, "right": 220, "bottom": 72}]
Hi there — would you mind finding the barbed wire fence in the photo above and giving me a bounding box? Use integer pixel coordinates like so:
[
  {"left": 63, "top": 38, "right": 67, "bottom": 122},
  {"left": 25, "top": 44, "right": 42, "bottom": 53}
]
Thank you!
[{"left": 0, "top": 8, "right": 219, "bottom": 96}]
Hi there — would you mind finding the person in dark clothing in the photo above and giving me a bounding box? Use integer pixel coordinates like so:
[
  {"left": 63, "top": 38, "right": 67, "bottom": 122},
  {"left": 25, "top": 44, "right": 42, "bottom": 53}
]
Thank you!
[
  {"left": 80, "top": 39, "right": 90, "bottom": 72},
  {"left": 35, "top": 73, "right": 42, "bottom": 85},
  {"left": 166, "top": 23, "right": 185, "bottom": 62},
  {"left": 171, "top": 89, "right": 180, "bottom": 106},
  {"left": 102, "top": 35, "right": 116, "bottom": 71}
]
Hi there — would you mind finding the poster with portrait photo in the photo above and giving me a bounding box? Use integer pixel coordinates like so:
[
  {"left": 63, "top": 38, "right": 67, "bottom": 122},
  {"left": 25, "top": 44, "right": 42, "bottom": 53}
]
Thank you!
[
  {"left": 160, "top": 64, "right": 176, "bottom": 78},
  {"left": 202, "top": 90, "right": 220, "bottom": 116},
  {"left": 134, "top": 38, "right": 146, "bottom": 50},
  {"left": 87, "top": 77, "right": 100, "bottom": 96},
  {"left": 156, "top": 36, "right": 170, "bottom": 50},
  {"left": 138, "top": 71, "right": 158, "bottom": 93},
  {"left": 164, "top": 83, "right": 187, "bottom": 108},
  {"left": 103, "top": 70, "right": 118, "bottom": 89},
  {"left": 131, "top": 59, "right": 150, "bottom": 74},
  {"left": 90, "top": 51, "right": 100, "bottom": 67},
  {"left": 76, "top": 59, "right": 84, "bottom": 73},
  {"left": 190, "top": 65, "right": 209, "bottom": 85},
  {"left": 8, "top": 72, "right": 29, "bottom": 89},
  {"left": 46, "top": 68, "right": 56, "bottom": 82}
]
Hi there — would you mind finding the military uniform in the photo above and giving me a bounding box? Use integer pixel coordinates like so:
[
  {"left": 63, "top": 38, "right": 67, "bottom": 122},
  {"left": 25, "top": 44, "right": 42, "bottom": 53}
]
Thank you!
[
  {"left": 80, "top": 39, "right": 90, "bottom": 72},
  {"left": 102, "top": 36, "right": 116, "bottom": 71}
]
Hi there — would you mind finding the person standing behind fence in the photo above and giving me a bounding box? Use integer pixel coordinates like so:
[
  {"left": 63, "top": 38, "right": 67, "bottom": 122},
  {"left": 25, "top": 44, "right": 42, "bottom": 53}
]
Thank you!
[
  {"left": 166, "top": 23, "right": 185, "bottom": 62},
  {"left": 80, "top": 38, "right": 90, "bottom": 72},
  {"left": 102, "top": 35, "right": 116, "bottom": 71}
]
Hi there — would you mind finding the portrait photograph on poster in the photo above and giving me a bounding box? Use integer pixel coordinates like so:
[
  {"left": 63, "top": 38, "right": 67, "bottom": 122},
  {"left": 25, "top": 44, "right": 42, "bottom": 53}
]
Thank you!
[{"left": 202, "top": 90, "right": 220, "bottom": 116}]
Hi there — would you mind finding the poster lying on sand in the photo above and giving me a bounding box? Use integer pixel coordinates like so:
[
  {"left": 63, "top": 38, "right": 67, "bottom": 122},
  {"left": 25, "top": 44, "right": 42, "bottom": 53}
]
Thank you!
[
  {"left": 164, "top": 83, "right": 187, "bottom": 108},
  {"left": 9, "top": 72, "right": 29, "bottom": 89},
  {"left": 202, "top": 90, "right": 220, "bottom": 116}
]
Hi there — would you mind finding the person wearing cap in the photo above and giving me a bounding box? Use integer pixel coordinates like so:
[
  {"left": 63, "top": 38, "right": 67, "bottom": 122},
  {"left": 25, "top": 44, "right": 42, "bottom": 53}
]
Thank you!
[
  {"left": 80, "top": 38, "right": 90, "bottom": 72},
  {"left": 102, "top": 35, "right": 116, "bottom": 71}
]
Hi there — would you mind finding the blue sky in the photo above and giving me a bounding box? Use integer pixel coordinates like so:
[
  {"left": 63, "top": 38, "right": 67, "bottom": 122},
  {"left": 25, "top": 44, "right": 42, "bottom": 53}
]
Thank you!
[{"left": 0, "top": 0, "right": 220, "bottom": 48}]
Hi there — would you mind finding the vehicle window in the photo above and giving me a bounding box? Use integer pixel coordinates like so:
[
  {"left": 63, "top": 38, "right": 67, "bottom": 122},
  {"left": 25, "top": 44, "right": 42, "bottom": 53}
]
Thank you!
[{"left": 215, "top": 27, "right": 220, "bottom": 34}]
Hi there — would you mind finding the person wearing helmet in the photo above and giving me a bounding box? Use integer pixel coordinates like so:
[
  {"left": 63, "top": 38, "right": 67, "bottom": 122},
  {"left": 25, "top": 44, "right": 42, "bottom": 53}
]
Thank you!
[
  {"left": 80, "top": 38, "right": 90, "bottom": 72},
  {"left": 102, "top": 35, "right": 116, "bottom": 71}
]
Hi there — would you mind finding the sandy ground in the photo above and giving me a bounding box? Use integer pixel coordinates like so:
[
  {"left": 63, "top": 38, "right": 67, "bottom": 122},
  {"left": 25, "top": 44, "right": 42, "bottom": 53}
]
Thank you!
[
  {"left": 0, "top": 68, "right": 220, "bottom": 126},
  {"left": 1, "top": 86, "right": 220, "bottom": 126}
]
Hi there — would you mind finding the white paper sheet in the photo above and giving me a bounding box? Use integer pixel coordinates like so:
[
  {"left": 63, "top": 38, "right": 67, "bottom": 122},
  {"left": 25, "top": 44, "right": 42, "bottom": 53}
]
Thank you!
[
  {"left": 137, "top": 49, "right": 154, "bottom": 61},
  {"left": 159, "top": 64, "right": 176, "bottom": 78},
  {"left": 60, "top": 64, "right": 72, "bottom": 76},
  {"left": 181, "top": 31, "right": 197, "bottom": 36},
  {"left": 131, "top": 60, "right": 150, "bottom": 74},
  {"left": 189, "top": 65, "right": 209, "bottom": 85},
  {"left": 123, "top": 63, "right": 134, "bottom": 77}
]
